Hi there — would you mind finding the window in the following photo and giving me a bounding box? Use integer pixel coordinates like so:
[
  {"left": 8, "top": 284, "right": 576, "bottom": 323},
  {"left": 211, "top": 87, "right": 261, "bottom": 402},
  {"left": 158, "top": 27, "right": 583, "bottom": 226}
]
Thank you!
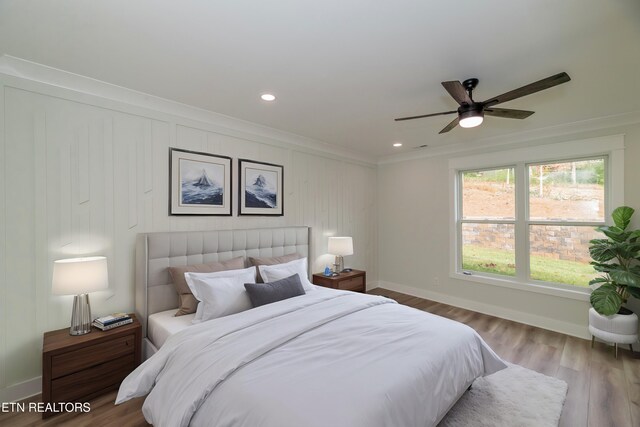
[
  {"left": 527, "top": 159, "right": 604, "bottom": 286},
  {"left": 450, "top": 135, "right": 624, "bottom": 298},
  {"left": 459, "top": 158, "right": 604, "bottom": 287},
  {"left": 461, "top": 168, "right": 516, "bottom": 277}
]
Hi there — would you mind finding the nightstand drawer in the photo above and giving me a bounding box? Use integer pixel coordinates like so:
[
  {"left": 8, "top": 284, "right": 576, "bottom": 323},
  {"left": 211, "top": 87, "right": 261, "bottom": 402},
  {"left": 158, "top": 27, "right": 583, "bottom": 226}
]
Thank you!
[
  {"left": 312, "top": 270, "right": 366, "bottom": 293},
  {"left": 51, "top": 334, "right": 135, "bottom": 379},
  {"left": 339, "top": 276, "right": 365, "bottom": 291},
  {"left": 51, "top": 353, "right": 135, "bottom": 402}
]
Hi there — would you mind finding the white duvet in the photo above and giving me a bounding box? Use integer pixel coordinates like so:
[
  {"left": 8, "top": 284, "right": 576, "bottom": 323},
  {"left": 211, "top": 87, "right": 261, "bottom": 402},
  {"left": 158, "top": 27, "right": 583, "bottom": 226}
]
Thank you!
[{"left": 117, "top": 289, "right": 506, "bottom": 427}]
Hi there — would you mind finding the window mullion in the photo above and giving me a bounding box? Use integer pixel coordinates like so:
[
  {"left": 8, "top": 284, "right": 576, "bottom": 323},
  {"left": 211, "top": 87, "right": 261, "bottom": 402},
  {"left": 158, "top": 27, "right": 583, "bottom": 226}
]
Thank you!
[
  {"left": 460, "top": 219, "right": 516, "bottom": 224},
  {"left": 456, "top": 170, "right": 462, "bottom": 273},
  {"left": 514, "top": 163, "right": 529, "bottom": 282}
]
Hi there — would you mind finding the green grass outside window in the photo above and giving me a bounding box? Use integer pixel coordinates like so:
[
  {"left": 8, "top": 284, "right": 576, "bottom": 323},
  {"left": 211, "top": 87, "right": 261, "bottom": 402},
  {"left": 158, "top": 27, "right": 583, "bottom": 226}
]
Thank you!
[{"left": 462, "top": 245, "right": 596, "bottom": 287}]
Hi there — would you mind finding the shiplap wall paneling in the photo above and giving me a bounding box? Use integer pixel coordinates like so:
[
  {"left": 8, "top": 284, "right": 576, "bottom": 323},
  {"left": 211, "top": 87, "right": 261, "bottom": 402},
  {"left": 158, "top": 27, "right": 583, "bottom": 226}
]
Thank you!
[
  {"left": 0, "top": 83, "right": 5, "bottom": 394},
  {"left": 340, "top": 161, "right": 377, "bottom": 279},
  {"left": 151, "top": 120, "right": 170, "bottom": 232},
  {"left": 288, "top": 150, "right": 377, "bottom": 275},
  {"left": 0, "top": 76, "right": 377, "bottom": 401},
  {"left": 4, "top": 87, "right": 38, "bottom": 388},
  {"left": 33, "top": 107, "right": 49, "bottom": 395}
]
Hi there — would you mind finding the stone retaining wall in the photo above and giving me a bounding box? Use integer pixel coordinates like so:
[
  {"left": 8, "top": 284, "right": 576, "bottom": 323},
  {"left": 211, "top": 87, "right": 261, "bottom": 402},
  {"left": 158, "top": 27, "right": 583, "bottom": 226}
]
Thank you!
[{"left": 462, "top": 223, "right": 597, "bottom": 263}]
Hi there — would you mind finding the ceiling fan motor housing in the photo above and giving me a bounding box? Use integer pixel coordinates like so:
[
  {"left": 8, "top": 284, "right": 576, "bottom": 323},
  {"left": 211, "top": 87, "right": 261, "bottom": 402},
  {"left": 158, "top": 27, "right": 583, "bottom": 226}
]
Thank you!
[
  {"left": 458, "top": 103, "right": 484, "bottom": 119},
  {"left": 458, "top": 103, "right": 484, "bottom": 128}
]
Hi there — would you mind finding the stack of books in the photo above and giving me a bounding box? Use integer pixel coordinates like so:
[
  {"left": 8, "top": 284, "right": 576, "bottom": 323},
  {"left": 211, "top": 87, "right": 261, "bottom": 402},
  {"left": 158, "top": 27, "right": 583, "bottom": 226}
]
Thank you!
[{"left": 93, "top": 313, "right": 133, "bottom": 331}]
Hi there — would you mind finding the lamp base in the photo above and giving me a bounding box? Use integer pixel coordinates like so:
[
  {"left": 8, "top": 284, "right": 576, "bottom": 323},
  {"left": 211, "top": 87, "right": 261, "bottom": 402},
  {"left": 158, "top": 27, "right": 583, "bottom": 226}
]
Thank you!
[
  {"left": 70, "top": 294, "right": 92, "bottom": 336},
  {"left": 333, "top": 255, "right": 344, "bottom": 274}
]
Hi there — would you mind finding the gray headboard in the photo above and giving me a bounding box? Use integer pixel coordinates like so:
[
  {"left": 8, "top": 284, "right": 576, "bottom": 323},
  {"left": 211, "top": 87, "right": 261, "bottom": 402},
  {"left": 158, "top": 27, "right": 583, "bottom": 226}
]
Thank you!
[{"left": 135, "top": 226, "right": 310, "bottom": 336}]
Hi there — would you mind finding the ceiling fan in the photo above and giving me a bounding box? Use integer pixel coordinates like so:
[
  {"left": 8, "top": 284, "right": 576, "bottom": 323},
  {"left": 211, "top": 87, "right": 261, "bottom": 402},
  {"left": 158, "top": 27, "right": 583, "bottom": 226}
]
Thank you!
[{"left": 395, "top": 72, "right": 571, "bottom": 134}]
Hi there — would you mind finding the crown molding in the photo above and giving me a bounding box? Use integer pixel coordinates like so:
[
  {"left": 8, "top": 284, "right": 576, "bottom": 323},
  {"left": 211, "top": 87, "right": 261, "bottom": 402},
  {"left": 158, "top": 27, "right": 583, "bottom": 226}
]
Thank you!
[
  {"left": 4, "top": 55, "right": 638, "bottom": 169},
  {"left": 378, "top": 110, "right": 640, "bottom": 165},
  {"left": 0, "top": 55, "right": 377, "bottom": 167}
]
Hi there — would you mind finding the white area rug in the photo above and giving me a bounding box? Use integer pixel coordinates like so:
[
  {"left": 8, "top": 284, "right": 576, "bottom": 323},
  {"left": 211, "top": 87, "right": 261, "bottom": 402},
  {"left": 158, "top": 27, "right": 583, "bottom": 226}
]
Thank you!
[{"left": 439, "top": 363, "right": 568, "bottom": 427}]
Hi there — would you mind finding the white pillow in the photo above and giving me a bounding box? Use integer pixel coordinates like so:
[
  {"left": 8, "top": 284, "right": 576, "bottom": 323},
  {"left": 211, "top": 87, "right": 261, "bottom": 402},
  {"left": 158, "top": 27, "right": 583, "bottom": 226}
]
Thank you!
[
  {"left": 184, "top": 266, "right": 256, "bottom": 322},
  {"left": 185, "top": 266, "right": 256, "bottom": 300},
  {"left": 258, "top": 258, "right": 315, "bottom": 292},
  {"left": 189, "top": 273, "right": 256, "bottom": 323}
]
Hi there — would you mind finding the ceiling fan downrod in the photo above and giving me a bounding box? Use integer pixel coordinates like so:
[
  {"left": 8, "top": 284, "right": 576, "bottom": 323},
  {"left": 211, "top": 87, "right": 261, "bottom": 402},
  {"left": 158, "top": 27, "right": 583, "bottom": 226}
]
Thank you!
[{"left": 462, "top": 78, "right": 479, "bottom": 103}]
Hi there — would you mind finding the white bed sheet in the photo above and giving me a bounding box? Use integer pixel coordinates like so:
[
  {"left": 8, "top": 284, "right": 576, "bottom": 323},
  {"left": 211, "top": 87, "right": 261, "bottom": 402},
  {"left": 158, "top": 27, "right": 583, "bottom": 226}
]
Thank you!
[
  {"left": 118, "top": 289, "right": 506, "bottom": 427},
  {"left": 147, "top": 309, "right": 194, "bottom": 349}
]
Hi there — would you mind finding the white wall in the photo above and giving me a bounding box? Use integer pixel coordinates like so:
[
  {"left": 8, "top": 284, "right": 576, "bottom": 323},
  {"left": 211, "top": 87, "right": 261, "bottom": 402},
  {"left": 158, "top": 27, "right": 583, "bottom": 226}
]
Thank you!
[
  {"left": 378, "top": 122, "right": 640, "bottom": 340},
  {"left": 0, "top": 60, "right": 377, "bottom": 401}
]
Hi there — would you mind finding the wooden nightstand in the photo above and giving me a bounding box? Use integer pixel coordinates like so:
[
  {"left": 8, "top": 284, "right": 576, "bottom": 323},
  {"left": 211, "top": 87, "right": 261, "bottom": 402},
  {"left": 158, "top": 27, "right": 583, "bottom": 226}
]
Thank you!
[
  {"left": 42, "top": 314, "right": 142, "bottom": 418},
  {"left": 312, "top": 269, "right": 366, "bottom": 293}
]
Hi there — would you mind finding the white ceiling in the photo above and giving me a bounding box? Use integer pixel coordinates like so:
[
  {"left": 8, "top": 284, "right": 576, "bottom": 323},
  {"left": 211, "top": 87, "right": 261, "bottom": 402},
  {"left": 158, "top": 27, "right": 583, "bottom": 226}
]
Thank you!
[{"left": 1, "top": 0, "right": 639, "bottom": 159}]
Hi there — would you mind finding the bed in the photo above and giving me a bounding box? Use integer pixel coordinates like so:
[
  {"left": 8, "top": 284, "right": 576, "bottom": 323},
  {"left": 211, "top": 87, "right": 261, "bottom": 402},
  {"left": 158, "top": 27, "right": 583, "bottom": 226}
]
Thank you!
[
  {"left": 133, "top": 227, "right": 311, "bottom": 357},
  {"left": 119, "top": 226, "right": 506, "bottom": 427}
]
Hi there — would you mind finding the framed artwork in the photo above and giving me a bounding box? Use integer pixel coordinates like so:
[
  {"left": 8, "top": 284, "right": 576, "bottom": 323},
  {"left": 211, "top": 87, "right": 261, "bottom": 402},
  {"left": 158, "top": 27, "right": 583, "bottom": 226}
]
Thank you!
[
  {"left": 238, "top": 159, "right": 284, "bottom": 216},
  {"left": 169, "top": 148, "right": 232, "bottom": 215}
]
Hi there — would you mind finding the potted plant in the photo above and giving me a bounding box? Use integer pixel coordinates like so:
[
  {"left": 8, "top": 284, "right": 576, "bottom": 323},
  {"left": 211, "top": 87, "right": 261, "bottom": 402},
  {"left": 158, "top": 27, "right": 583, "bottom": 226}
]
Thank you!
[
  {"left": 588, "top": 206, "right": 639, "bottom": 357},
  {"left": 589, "top": 206, "right": 640, "bottom": 315}
]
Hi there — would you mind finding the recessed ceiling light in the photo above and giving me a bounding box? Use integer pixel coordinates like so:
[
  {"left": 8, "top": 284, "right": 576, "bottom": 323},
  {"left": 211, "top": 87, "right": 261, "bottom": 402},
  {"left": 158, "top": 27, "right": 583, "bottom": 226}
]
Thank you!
[
  {"left": 261, "top": 93, "right": 276, "bottom": 102},
  {"left": 393, "top": 142, "right": 403, "bottom": 147}
]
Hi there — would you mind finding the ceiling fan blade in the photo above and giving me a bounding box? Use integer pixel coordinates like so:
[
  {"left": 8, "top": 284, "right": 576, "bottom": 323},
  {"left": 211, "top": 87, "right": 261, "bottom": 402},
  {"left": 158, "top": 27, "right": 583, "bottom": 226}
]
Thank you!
[
  {"left": 482, "top": 72, "right": 571, "bottom": 107},
  {"left": 484, "top": 108, "right": 535, "bottom": 119},
  {"left": 441, "top": 81, "right": 472, "bottom": 105},
  {"left": 439, "top": 117, "right": 459, "bottom": 134},
  {"left": 395, "top": 110, "right": 457, "bottom": 121}
]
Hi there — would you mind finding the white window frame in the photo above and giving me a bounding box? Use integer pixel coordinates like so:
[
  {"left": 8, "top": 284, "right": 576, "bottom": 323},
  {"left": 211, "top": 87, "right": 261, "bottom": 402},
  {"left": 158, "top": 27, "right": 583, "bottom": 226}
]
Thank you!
[{"left": 449, "top": 135, "right": 624, "bottom": 301}]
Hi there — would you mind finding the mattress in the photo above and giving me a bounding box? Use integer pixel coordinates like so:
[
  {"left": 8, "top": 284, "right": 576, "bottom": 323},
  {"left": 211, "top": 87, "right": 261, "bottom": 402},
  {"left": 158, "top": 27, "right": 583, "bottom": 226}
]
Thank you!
[{"left": 147, "top": 309, "right": 194, "bottom": 349}]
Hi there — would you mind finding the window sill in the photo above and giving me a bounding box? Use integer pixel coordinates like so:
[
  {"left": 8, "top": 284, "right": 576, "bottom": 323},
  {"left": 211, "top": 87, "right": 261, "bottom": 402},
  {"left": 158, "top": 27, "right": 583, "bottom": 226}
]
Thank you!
[{"left": 450, "top": 272, "right": 591, "bottom": 302}]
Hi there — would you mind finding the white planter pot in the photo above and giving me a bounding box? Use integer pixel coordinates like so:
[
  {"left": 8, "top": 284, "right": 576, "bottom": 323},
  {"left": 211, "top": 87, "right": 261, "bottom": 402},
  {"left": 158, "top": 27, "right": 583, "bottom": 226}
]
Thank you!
[{"left": 588, "top": 307, "right": 638, "bottom": 358}]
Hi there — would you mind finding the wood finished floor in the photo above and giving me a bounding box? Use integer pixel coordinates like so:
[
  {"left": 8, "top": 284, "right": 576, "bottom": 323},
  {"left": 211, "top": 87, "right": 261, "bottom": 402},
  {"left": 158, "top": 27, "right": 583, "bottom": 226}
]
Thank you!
[{"left": 2, "top": 288, "right": 639, "bottom": 427}]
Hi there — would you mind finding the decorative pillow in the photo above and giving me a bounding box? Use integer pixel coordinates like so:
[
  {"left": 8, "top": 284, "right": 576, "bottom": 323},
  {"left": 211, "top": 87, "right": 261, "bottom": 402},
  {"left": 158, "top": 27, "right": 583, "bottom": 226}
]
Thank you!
[
  {"left": 188, "top": 268, "right": 257, "bottom": 323},
  {"left": 245, "top": 274, "right": 306, "bottom": 308},
  {"left": 248, "top": 253, "right": 301, "bottom": 282},
  {"left": 168, "top": 257, "right": 245, "bottom": 316},
  {"left": 258, "top": 257, "right": 315, "bottom": 292}
]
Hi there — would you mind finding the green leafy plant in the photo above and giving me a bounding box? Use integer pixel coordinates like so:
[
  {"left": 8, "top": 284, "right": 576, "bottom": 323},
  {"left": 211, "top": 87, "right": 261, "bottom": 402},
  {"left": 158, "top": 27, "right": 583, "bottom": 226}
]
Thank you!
[{"left": 589, "top": 206, "right": 640, "bottom": 315}]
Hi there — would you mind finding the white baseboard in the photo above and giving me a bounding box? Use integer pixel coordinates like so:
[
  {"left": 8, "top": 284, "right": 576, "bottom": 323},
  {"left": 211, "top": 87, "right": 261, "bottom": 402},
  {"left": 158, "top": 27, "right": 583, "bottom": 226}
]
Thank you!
[
  {"left": 0, "top": 377, "right": 41, "bottom": 402},
  {"left": 376, "top": 280, "right": 591, "bottom": 340}
]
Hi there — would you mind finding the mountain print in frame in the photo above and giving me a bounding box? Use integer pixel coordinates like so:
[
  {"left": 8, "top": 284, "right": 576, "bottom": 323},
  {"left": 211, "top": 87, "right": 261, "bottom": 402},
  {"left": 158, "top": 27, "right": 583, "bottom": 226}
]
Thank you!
[
  {"left": 170, "top": 148, "right": 232, "bottom": 215},
  {"left": 238, "top": 159, "right": 283, "bottom": 216}
]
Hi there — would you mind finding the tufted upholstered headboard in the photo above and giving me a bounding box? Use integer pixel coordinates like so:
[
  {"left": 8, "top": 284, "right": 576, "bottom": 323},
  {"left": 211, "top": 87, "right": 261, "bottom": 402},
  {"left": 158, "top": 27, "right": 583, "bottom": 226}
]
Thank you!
[{"left": 135, "top": 226, "right": 310, "bottom": 336}]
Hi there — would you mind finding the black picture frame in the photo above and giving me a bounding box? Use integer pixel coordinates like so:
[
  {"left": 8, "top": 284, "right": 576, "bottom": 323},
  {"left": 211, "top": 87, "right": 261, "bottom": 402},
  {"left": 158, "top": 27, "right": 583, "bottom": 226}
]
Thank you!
[
  {"left": 238, "top": 159, "right": 284, "bottom": 216},
  {"left": 169, "top": 147, "right": 232, "bottom": 216}
]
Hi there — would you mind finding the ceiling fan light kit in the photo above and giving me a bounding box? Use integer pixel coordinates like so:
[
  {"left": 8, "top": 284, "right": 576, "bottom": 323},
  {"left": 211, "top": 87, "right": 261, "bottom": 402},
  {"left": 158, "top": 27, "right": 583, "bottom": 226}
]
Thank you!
[
  {"left": 458, "top": 105, "right": 484, "bottom": 128},
  {"left": 395, "top": 72, "right": 571, "bottom": 133}
]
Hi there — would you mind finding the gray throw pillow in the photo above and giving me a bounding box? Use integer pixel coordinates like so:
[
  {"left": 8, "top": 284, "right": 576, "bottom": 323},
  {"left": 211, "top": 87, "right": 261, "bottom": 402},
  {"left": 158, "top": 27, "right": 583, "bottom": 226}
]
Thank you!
[{"left": 244, "top": 274, "right": 306, "bottom": 307}]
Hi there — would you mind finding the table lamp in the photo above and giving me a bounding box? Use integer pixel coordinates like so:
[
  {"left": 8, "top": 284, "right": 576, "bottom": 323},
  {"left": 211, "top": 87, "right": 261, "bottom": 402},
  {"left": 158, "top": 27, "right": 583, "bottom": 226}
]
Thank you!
[
  {"left": 328, "top": 237, "right": 353, "bottom": 273},
  {"left": 52, "top": 256, "right": 108, "bottom": 335}
]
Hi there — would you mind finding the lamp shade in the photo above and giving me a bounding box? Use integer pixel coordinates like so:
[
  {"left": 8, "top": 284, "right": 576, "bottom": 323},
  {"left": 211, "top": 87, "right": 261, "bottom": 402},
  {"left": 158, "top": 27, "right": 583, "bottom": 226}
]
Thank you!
[
  {"left": 52, "top": 256, "right": 109, "bottom": 295},
  {"left": 328, "top": 237, "right": 353, "bottom": 256}
]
